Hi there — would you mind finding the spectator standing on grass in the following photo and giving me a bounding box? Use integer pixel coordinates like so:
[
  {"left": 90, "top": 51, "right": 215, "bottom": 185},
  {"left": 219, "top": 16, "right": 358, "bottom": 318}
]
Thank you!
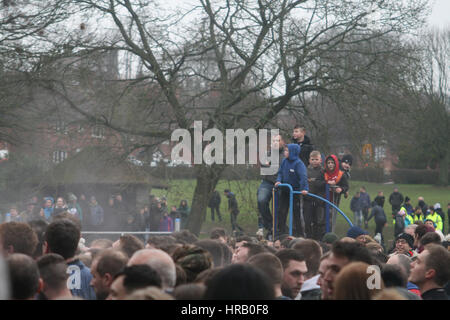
[
  {"left": 389, "top": 188, "right": 404, "bottom": 221},
  {"left": 5, "top": 206, "right": 23, "bottom": 223},
  {"left": 89, "top": 196, "right": 104, "bottom": 230},
  {"left": 114, "top": 194, "right": 129, "bottom": 227},
  {"left": 412, "top": 206, "right": 425, "bottom": 224},
  {"left": 67, "top": 193, "right": 82, "bottom": 222},
  {"left": 433, "top": 203, "right": 445, "bottom": 234},
  {"left": 53, "top": 197, "right": 68, "bottom": 217},
  {"left": 159, "top": 210, "right": 173, "bottom": 232},
  {"left": 42, "top": 197, "right": 54, "bottom": 221},
  {"left": 19, "top": 202, "right": 37, "bottom": 223},
  {"left": 447, "top": 203, "right": 450, "bottom": 232},
  {"left": 373, "top": 191, "right": 385, "bottom": 208},
  {"left": 78, "top": 194, "right": 90, "bottom": 230},
  {"left": 417, "top": 197, "right": 428, "bottom": 217},
  {"left": 366, "top": 202, "right": 387, "bottom": 248},
  {"left": 178, "top": 200, "right": 190, "bottom": 230},
  {"left": 208, "top": 189, "right": 222, "bottom": 222},
  {"left": 350, "top": 192, "right": 363, "bottom": 228},
  {"left": 224, "top": 189, "right": 244, "bottom": 234},
  {"left": 404, "top": 197, "right": 414, "bottom": 216},
  {"left": 359, "top": 187, "right": 371, "bottom": 229},
  {"left": 394, "top": 208, "right": 408, "bottom": 237},
  {"left": 425, "top": 206, "right": 443, "bottom": 233}
]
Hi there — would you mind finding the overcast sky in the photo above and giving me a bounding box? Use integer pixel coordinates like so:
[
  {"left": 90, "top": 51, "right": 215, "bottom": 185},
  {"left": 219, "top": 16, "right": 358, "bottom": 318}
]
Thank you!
[{"left": 429, "top": 0, "right": 450, "bottom": 28}]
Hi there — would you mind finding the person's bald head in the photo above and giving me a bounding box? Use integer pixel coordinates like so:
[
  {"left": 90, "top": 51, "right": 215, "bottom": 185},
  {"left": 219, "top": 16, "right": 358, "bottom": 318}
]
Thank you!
[
  {"left": 128, "top": 249, "right": 176, "bottom": 289},
  {"left": 387, "top": 254, "right": 411, "bottom": 277}
]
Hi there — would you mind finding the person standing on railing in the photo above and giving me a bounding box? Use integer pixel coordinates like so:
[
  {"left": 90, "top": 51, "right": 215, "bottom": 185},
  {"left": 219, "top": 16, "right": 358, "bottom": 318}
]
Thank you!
[
  {"left": 323, "top": 155, "right": 349, "bottom": 233},
  {"left": 291, "top": 125, "right": 314, "bottom": 167},
  {"left": 304, "top": 150, "right": 326, "bottom": 241},
  {"left": 274, "top": 144, "right": 309, "bottom": 238},
  {"left": 257, "top": 134, "right": 285, "bottom": 240}
]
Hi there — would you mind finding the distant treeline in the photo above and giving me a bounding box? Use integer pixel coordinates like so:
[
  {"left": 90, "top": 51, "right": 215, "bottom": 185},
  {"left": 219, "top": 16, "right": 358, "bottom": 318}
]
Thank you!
[{"left": 149, "top": 166, "right": 449, "bottom": 185}]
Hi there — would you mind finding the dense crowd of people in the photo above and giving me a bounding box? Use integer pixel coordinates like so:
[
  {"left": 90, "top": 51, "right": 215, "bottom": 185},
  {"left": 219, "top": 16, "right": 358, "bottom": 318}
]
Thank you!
[
  {"left": 0, "top": 124, "right": 448, "bottom": 301},
  {"left": 0, "top": 219, "right": 449, "bottom": 300}
]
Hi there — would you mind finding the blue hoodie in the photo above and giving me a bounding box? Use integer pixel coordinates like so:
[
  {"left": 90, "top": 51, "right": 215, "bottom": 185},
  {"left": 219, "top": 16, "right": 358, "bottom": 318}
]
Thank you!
[
  {"left": 43, "top": 197, "right": 54, "bottom": 220},
  {"left": 276, "top": 144, "right": 309, "bottom": 191}
]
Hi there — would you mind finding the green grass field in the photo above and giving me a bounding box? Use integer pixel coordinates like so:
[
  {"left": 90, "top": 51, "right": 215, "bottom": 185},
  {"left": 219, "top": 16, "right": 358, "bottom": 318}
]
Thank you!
[{"left": 152, "top": 179, "right": 449, "bottom": 247}]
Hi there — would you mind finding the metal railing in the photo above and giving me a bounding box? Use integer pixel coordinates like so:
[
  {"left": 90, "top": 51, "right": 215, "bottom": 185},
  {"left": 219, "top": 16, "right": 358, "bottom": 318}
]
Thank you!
[{"left": 273, "top": 183, "right": 353, "bottom": 237}]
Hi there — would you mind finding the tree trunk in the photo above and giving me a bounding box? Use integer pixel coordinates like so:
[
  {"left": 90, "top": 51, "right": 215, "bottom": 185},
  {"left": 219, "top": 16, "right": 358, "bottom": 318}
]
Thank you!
[
  {"left": 186, "top": 164, "right": 225, "bottom": 236},
  {"left": 437, "top": 150, "right": 449, "bottom": 186}
]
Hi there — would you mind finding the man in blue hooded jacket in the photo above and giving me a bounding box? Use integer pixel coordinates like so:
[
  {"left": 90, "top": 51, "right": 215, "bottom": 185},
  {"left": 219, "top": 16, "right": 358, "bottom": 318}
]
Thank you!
[{"left": 275, "top": 144, "right": 309, "bottom": 237}]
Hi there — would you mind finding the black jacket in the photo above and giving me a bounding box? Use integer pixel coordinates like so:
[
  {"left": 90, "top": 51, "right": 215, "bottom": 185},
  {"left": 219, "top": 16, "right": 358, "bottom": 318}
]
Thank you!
[
  {"left": 208, "top": 191, "right": 221, "bottom": 208},
  {"left": 421, "top": 288, "right": 448, "bottom": 300},
  {"left": 227, "top": 192, "right": 239, "bottom": 214},
  {"left": 367, "top": 205, "right": 387, "bottom": 224},
  {"left": 306, "top": 165, "right": 325, "bottom": 204},
  {"left": 292, "top": 135, "right": 314, "bottom": 167},
  {"left": 373, "top": 195, "right": 385, "bottom": 208},
  {"left": 389, "top": 192, "right": 404, "bottom": 209}
]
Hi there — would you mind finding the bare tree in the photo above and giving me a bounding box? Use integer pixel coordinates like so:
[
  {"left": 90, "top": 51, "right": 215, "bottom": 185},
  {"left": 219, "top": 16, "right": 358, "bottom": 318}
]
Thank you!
[{"left": 2, "top": 0, "right": 430, "bottom": 234}]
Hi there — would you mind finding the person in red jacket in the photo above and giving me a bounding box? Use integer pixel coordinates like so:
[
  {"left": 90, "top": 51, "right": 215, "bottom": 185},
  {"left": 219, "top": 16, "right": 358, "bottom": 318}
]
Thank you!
[{"left": 324, "top": 155, "right": 349, "bottom": 233}]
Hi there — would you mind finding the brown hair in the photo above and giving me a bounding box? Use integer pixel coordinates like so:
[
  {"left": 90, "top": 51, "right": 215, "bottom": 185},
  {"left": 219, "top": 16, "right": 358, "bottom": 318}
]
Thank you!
[
  {"left": 292, "top": 239, "right": 322, "bottom": 278},
  {"left": 309, "top": 150, "right": 321, "bottom": 158},
  {"left": 333, "top": 262, "right": 384, "bottom": 300},
  {"left": 95, "top": 248, "right": 128, "bottom": 278},
  {"left": 0, "top": 222, "right": 38, "bottom": 257},
  {"left": 172, "top": 244, "right": 213, "bottom": 283},
  {"left": 247, "top": 252, "right": 283, "bottom": 285},
  {"left": 425, "top": 244, "right": 450, "bottom": 286},
  {"left": 119, "top": 234, "right": 144, "bottom": 259}
]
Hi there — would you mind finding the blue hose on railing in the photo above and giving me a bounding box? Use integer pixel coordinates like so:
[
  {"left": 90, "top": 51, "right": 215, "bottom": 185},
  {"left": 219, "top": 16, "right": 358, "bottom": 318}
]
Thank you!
[{"left": 274, "top": 183, "right": 353, "bottom": 237}]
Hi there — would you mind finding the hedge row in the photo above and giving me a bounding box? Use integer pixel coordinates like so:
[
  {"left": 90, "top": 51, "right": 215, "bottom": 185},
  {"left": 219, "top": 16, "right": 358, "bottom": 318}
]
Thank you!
[{"left": 390, "top": 169, "right": 449, "bottom": 185}]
